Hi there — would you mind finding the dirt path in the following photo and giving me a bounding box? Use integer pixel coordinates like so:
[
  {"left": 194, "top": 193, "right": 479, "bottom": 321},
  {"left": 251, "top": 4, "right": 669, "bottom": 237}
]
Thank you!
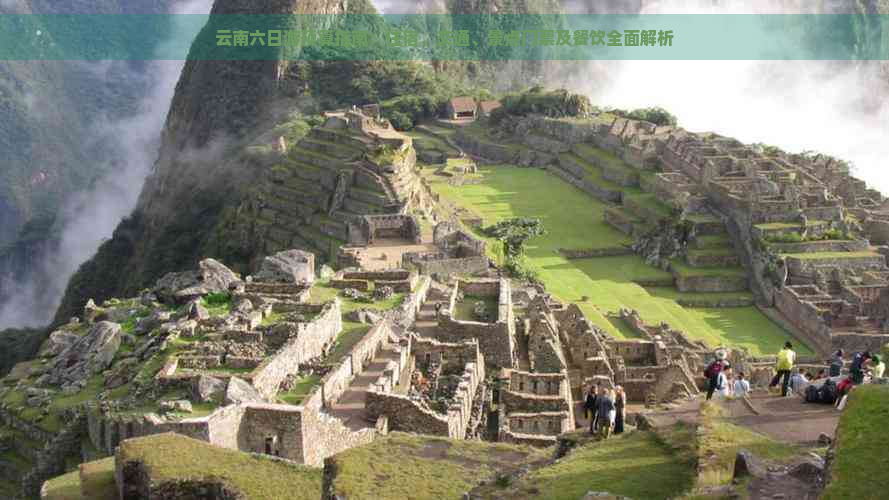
[{"left": 728, "top": 392, "right": 839, "bottom": 445}]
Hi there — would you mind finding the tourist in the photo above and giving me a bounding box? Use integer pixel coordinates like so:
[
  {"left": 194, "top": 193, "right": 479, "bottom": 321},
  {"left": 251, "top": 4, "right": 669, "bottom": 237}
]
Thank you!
[
  {"left": 814, "top": 369, "right": 827, "bottom": 380},
  {"left": 716, "top": 367, "right": 731, "bottom": 399},
  {"left": 704, "top": 350, "right": 728, "bottom": 401},
  {"left": 836, "top": 376, "right": 855, "bottom": 409},
  {"left": 596, "top": 386, "right": 615, "bottom": 439},
  {"left": 614, "top": 386, "right": 626, "bottom": 435},
  {"left": 770, "top": 341, "right": 796, "bottom": 397},
  {"left": 733, "top": 372, "right": 751, "bottom": 399},
  {"left": 789, "top": 368, "right": 809, "bottom": 395},
  {"left": 849, "top": 351, "right": 871, "bottom": 384},
  {"left": 584, "top": 384, "right": 599, "bottom": 434},
  {"left": 829, "top": 349, "right": 844, "bottom": 377},
  {"left": 869, "top": 354, "right": 885, "bottom": 380}
]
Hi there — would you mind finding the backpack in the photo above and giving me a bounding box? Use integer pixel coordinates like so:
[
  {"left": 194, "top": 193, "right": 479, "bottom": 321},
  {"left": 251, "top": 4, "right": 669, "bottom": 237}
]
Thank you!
[
  {"left": 819, "top": 379, "right": 839, "bottom": 404},
  {"left": 704, "top": 360, "right": 722, "bottom": 379},
  {"left": 805, "top": 384, "right": 820, "bottom": 403}
]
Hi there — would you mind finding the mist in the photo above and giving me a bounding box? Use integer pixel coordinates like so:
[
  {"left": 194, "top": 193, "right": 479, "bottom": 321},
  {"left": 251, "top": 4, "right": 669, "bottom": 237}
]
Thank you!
[
  {"left": 562, "top": 0, "right": 889, "bottom": 193},
  {"left": 0, "top": 0, "right": 212, "bottom": 329}
]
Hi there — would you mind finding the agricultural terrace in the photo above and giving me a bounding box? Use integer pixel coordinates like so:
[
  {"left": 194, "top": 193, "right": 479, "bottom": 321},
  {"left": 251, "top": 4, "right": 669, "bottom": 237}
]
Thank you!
[{"left": 425, "top": 163, "right": 809, "bottom": 356}]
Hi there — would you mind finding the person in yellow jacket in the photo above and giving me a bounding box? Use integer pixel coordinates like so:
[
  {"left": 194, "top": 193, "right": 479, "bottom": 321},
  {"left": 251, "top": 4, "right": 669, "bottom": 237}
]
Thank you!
[{"left": 769, "top": 341, "right": 796, "bottom": 397}]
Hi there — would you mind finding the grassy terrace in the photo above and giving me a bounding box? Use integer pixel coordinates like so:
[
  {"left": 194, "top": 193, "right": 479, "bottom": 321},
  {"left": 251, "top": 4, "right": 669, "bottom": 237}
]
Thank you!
[
  {"left": 755, "top": 220, "right": 827, "bottom": 230},
  {"left": 782, "top": 251, "right": 880, "bottom": 260},
  {"left": 480, "top": 430, "right": 695, "bottom": 499},
  {"left": 277, "top": 374, "right": 321, "bottom": 405},
  {"left": 118, "top": 433, "right": 322, "bottom": 500},
  {"left": 558, "top": 153, "right": 625, "bottom": 191},
  {"left": 329, "top": 432, "right": 551, "bottom": 500},
  {"left": 405, "top": 129, "right": 459, "bottom": 157},
  {"left": 822, "top": 385, "right": 889, "bottom": 500},
  {"left": 426, "top": 164, "right": 802, "bottom": 355}
]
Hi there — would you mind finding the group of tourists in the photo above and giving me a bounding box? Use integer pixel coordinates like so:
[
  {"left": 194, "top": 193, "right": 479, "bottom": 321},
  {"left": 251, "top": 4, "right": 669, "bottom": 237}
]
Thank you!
[
  {"left": 583, "top": 384, "right": 626, "bottom": 439},
  {"left": 703, "top": 350, "right": 752, "bottom": 401},
  {"left": 764, "top": 343, "right": 886, "bottom": 409}
]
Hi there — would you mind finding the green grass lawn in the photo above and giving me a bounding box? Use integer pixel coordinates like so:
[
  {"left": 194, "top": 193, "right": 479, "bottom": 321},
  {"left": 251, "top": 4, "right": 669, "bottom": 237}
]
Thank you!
[
  {"left": 427, "top": 164, "right": 806, "bottom": 355},
  {"left": 484, "top": 431, "right": 695, "bottom": 500},
  {"left": 118, "top": 433, "right": 322, "bottom": 500},
  {"left": 329, "top": 432, "right": 551, "bottom": 500},
  {"left": 277, "top": 374, "right": 322, "bottom": 405},
  {"left": 822, "top": 385, "right": 889, "bottom": 500}
]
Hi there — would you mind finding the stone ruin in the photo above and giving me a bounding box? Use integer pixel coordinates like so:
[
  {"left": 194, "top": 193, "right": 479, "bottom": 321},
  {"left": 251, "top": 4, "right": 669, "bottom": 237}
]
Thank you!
[
  {"left": 346, "top": 214, "right": 422, "bottom": 247},
  {"left": 401, "top": 221, "right": 489, "bottom": 277},
  {"left": 365, "top": 335, "right": 486, "bottom": 440},
  {"left": 463, "top": 109, "right": 889, "bottom": 360}
]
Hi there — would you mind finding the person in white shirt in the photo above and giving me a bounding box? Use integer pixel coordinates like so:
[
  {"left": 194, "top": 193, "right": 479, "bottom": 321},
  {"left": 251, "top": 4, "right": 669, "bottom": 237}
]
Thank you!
[
  {"left": 733, "top": 372, "right": 751, "bottom": 399},
  {"left": 716, "top": 367, "right": 732, "bottom": 399}
]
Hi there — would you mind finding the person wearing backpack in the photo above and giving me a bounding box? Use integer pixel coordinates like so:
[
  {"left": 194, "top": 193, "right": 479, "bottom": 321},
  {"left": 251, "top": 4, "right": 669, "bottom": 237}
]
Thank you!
[
  {"left": 769, "top": 341, "right": 796, "bottom": 397},
  {"left": 850, "top": 351, "right": 871, "bottom": 385},
  {"left": 704, "top": 351, "right": 727, "bottom": 401},
  {"left": 828, "top": 349, "right": 844, "bottom": 377}
]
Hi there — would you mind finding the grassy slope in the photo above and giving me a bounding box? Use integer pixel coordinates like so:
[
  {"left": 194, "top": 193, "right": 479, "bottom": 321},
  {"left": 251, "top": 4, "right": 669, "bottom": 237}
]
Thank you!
[
  {"left": 483, "top": 430, "right": 695, "bottom": 500},
  {"left": 696, "top": 403, "right": 800, "bottom": 487},
  {"left": 822, "top": 385, "right": 889, "bottom": 500},
  {"left": 330, "top": 432, "right": 551, "bottom": 500},
  {"left": 118, "top": 433, "right": 322, "bottom": 500},
  {"left": 427, "top": 164, "right": 804, "bottom": 354}
]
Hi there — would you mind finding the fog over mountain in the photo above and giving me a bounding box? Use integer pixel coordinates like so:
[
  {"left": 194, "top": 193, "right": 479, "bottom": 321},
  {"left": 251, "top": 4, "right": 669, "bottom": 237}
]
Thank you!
[{"left": 0, "top": 0, "right": 212, "bottom": 329}]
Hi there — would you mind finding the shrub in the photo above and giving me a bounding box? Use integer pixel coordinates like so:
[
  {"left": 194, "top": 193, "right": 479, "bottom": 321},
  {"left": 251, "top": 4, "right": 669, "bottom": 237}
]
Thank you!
[{"left": 625, "top": 106, "right": 678, "bottom": 127}]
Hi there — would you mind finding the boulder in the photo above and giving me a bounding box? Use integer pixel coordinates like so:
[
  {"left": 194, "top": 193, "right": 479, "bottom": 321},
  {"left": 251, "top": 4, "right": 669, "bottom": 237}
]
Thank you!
[
  {"left": 37, "top": 329, "right": 79, "bottom": 358},
  {"left": 153, "top": 258, "right": 241, "bottom": 304},
  {"left": 186, "top": 300, "right": 209, "bottom": 321},
  {"left": 135, "top": 310, "right": 172, "bottom": 335},
  {"left": 159, "top": 400, "right": 193, "bottom": 414},
  {"left": 193, "top": 375, "right": 227, "bottom": 403},
  {"left": 224, "top": 377, "right": 262, "bottom": 405},
  {"left": 48, "top": 321, "right": 121, "bottom": 386},
  {"left": 83, "top": 299, "right": 105, "bottom": 323},
  {"left": 733, "top": 450, "right": 768, "bottom": 480},
  {"left": 253, "top": 249, "right": 315, "bottom": 284}
]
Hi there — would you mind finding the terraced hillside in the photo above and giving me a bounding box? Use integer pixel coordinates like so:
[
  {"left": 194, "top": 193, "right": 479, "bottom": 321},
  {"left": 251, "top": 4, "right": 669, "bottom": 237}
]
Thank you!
[
  {"left": 228, "top": 112, "right": 432, "bottom": 265},
  {"left": 425, "top": 163, "right": 806, "bottom": 355}
]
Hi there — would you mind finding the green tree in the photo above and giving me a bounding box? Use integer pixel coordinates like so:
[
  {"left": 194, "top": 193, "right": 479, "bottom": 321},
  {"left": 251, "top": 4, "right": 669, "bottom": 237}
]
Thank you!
[{"left": 484, "top": 217, "right": 546, "bottom": 257}]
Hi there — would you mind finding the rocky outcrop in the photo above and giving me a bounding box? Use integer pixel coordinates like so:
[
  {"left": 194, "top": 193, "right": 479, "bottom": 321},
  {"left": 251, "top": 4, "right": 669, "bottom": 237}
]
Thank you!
[
  {"left": 153, "top": 258, "right": 240, "bottom": 304},
  {"left": 253, "top": 250, "right": 315, "bottom": 284},
  {"left": 224, "top": 377, "right": 263, "bottom": 405},
  {"left": 46, "top": 321, "right": 121, "bottom": 388}
]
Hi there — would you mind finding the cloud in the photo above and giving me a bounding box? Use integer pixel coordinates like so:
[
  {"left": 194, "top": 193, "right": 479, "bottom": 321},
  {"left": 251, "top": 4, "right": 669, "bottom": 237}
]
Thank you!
[
  {"left": 0, "top": 0, "right": 213, "bottom": 329},
  {"left": 560, "top": 0, "right": 889, "bottom": 193}
]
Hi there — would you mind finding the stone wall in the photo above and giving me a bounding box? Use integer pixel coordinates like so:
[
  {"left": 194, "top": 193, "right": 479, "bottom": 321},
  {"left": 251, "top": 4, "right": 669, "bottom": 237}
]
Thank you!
[
  {"left": 674, "top": 273, "right": 748, "bottom": 293},
  {"left": 238, "top": 404, "right": 304, "bottom": 461},
  {"left": 774, "top": 287, "right": 834, "bottom": 355},
  {"left": 403, "top": 254, "right": 489, "bottom": 277},
  {"left": 366, "top": 338, "right": 484, "bottom": 440},
  {"left": 364, "top": 391, "right": 450, "bottom": 435},
  {"left": 383, "top": 275, "right": 430, "bottom": 328},
  {"left": 504, "top": 411, "right": 570, "bottom": 437},
  {"left": 436, "top": 313, "right": 515, "bottom": 369},
  {"left": 498, "top": 428, "right": 558, "bottom": 447},
  {"left": 784, "top": 254, "right": 886, "bottom": 276},
  {"left": 251, "top": 300, "right": 342, "bottom": 397},
  {"left": 545, "top": 162, "right": 622, "bottom": 204}
]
